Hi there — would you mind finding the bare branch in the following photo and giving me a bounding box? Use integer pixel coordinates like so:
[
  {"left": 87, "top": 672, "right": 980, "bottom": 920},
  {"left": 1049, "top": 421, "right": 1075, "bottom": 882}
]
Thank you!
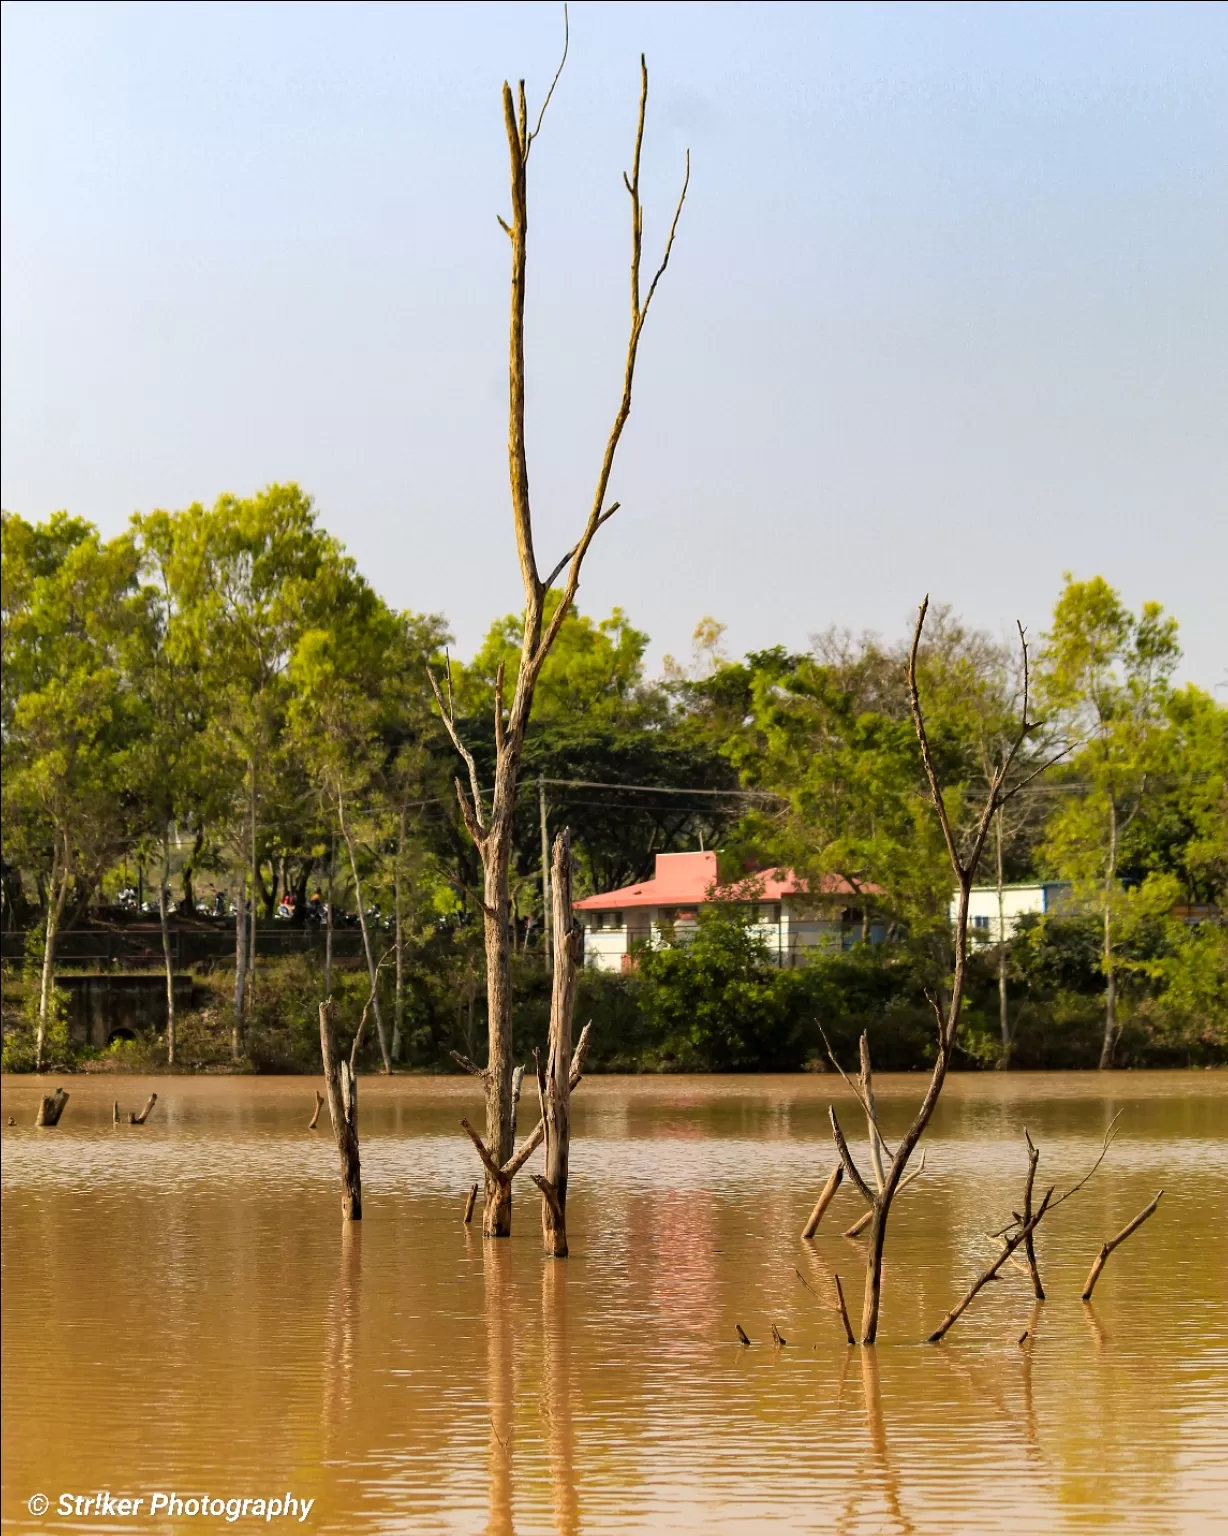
[
  {"left": 450, "top": 1051, "right": 489, "bottom": 1082},
  {"left": 542, "top": 504, "right": 620, "bottom": 592},
  {"left": 843, "top": 1151, "right": 926, "bottom": 1238},
  {"left": 533, "top": 55, "right": 687, "bottom": 672},
  {"left": 907, "top": 596, "right": 963, "bottom": 876},
  {"left": 640, "top": 150, "right": 690, "bottom": 323},
  {"left": 526, "top": 3, "right": 569, "bottom": 150},
  {"left": 1050, "top": 1110, "right": 1124, "bottom": 1213},
  {"left": 928, "top": 1187, "right": 1055, "bottom": 1343},
  {"left": 501, "top": 1021, "right": 593, "bottom": 1179},
  {"left": 427, "top": 663, "right": 486, "bottom": 837},
  {"left": 1081, "top": 1190, "right": 1163, "bottom": 1300},
  {"left": 801, "top": 1163, "right": 843, "bottom": 1238},
  {"left": 794, "top": 1266, "right": 856, "bottom": 1346},
  {"left": 817, "top": 1021, "right": 894, "bottom": 1163},
  {"left": 493, "top": 660, "right": 506, "bottom": 755},
  {"left": 829, "top": 1106, "right": 876, "bottom": 1207},
  {"left": 460, "top": 1118, "right": 504, "bottom": 1184}
]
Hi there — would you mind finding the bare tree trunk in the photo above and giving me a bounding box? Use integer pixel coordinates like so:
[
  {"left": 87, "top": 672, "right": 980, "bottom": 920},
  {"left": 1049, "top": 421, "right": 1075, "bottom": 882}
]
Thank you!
[
  {"left": 232, "top": 871, "right": 247, "bottom": 1060},
  {"left": 429, "top": 48, "right": 688, "bottom": 1238},
  {"left": 996, "top": 809, "right": 1011, "bottom": 1068},
  {"left": 324, "top": 835, "right": 334, "bottom": 998},
  {"left": 1099, "top": 797, "right": 1119, "bottom": 1069},
  {"left": 531, "top": 831, "right": 583, "bottom": 1257},
  {"left": 159, "top": 826, "right": 177, "bottom": 1066},
  {"left": 392, "top": 805, "right": 405, "bottom": 1063},
  {"left": 481, "top": 827, "right": 516, "bottom": 1234},
  {"left": 248, "top": 766, "right": 258, "bottom": 1015},
  {"left": 539, "top": 777, "right": 552, "bottom": 971},
  {"left": 36, "top": 841, "right": 69, "bottom": 1072},
  {"left": 319, "top": 998, "right": 362, "bottom": 1220},
  {"left": 338, "top": 792, "right": 391, "bottom": 1074}
]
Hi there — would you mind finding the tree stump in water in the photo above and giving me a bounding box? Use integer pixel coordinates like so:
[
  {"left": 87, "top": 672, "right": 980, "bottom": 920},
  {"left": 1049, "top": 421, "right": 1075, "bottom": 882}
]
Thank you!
[
  {"left": 129, "top": 1094, "right": 158, "bottom": 1126},
  {"left": 319, "top": 998, "right": 362, "bottom": 1220},
  {"left": 34, "top": 1089, "right": 69, "bottom": 1127}
]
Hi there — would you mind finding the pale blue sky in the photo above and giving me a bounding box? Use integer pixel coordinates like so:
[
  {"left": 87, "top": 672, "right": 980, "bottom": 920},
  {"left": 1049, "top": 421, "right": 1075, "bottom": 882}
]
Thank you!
[{"left": 2, "top": 1, "right": 1225, "bottom": 685}]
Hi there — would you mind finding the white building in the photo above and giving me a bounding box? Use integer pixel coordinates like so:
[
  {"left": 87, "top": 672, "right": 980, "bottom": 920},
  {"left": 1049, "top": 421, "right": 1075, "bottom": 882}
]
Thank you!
[
  {"left": 574, "top": 851, "right": 877, "bottom": 972},
  {"left": 952, "top": 882, "right": 1072, "bottom": 943}
]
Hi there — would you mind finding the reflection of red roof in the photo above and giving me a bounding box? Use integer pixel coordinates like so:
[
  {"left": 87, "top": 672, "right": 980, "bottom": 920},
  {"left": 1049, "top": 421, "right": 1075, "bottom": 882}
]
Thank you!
[{"left": 574, "top": 852, "right": 869, "bottom": 911}]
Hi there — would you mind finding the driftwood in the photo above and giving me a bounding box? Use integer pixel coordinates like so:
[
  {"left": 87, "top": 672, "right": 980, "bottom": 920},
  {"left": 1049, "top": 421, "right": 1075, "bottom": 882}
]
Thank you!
[
  {"left": 771, "top": 1324, "right": 787, "bottom": 1347},
  {"left": 463, "top": 1183, "right": 479, "bottom": 1225},
  {"left": 428, "top": 29, "right": 688, "bottom": 1238},
  {"left": 309, "top": 1091, "right": 324, "bottom": 1131},
  {"left": 113, "top": 1100, "right": 121, "bottom": 1127},
  {"left": 794, "top": 1265, "right": 855, "bottom": 1346},
  {"left": 735, "top": 1324, "right": 751, "bottom": 1346},
  {"left": 129, "top": 1093, "right": 157, "bottom": 1126},
  {"left": 319, "top": 998, "right": 362, "bottom": 1221},
  {"left": 531, "top": 830, "right": 585, "bottom": 1257},
  {"left": 1081, "top": 1190, "right": 1163, "bottom": 1301},
  {"left": 928, "top": 1187, "right": 1055, "bottom": 1343},
  {"left": 34, "top": 1088, "right": 69, "bottom": 1127}
]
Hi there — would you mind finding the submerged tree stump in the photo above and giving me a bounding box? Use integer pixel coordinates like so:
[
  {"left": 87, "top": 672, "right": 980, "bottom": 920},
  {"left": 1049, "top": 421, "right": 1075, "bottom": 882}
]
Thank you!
[
  {"left": 129, "top": 1093, "right": 158, "bottom": 1126},
  {"left": 34, "top": 1088, "right": 69, "bottom": 1127},
  {"left": 319, "top": 998, "right": 362, "bottom": 1221}
]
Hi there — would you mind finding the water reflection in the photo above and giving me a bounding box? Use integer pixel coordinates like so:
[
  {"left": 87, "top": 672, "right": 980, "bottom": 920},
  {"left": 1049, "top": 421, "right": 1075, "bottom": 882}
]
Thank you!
[
  {"left": 484, "top": 1242, "right": 515, "bottom": 1536},
  {"left": 1, "top": 1072, "right": 1225, "bottom": 1534}
]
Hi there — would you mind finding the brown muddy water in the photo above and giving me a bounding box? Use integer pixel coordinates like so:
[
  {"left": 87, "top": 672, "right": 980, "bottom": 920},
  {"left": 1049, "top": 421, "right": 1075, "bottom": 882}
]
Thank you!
[{"left": 1, "top": 1072, "right": 1225, "bottom": 1535}]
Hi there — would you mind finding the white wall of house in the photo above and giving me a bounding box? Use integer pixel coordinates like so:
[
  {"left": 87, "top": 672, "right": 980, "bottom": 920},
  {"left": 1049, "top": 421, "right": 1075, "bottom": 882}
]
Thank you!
[
  {"left": 581, "top": 902, "right": 856, "bottom": 972},
  {"left": 950, "top": 883, "right": 1071, "bottom": 942}
]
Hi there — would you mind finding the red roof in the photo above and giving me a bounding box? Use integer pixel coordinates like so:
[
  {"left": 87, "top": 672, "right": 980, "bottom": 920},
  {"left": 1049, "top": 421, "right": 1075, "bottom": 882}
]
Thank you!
[{"left": 573, "top": 852, "right": 868, "bottom": 911}]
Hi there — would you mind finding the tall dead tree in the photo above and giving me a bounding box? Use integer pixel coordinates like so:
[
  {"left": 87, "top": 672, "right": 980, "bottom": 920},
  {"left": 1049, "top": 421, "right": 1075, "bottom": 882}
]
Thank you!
[
  {"left": 827, "top": 596, "right": 1060, "bottom": 1343},
  {"left": 431, "top": 23, "right": 688, "bottom": 1236},
  {"left": 531, "top": 829, "right": 585, "bottom": 1256}
]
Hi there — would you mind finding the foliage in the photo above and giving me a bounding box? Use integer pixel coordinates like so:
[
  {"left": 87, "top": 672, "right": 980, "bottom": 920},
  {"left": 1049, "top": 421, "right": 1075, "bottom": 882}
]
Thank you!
[{"left": 2, "top": 496, "right": 1225, "bottom": 1074}]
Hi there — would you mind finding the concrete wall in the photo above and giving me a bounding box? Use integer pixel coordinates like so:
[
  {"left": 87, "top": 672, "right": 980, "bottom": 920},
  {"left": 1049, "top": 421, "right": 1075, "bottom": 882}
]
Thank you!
[{"left": 56, "top": 974, "right": 196, "bottom": 1048}]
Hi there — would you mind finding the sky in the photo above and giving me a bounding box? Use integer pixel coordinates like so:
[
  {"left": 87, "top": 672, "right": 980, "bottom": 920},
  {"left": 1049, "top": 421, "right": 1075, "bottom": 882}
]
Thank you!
[{"left": 2, "top": 0, "right": 1226, "bottom": 687}]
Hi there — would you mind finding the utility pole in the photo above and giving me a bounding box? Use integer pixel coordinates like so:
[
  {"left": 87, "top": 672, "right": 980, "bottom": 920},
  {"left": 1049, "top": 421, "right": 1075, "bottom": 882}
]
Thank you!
[{"left": 539, "top": 778, "right": 552, "bottom": 972}]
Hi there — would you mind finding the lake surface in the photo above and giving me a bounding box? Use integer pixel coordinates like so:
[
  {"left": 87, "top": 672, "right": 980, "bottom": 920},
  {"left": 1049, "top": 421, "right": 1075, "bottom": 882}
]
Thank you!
[{"left": 2, "top": 1072, "right": 1226, "bottom": 1534}]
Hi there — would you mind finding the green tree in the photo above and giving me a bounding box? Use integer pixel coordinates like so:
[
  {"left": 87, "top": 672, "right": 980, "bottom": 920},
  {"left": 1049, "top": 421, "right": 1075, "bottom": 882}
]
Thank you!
[
  {"left": 1038, "top": 575, "right": 1181, "bottom": 1067},
  {"left": 1, "top": 511, "right": 145, "bottom": 1066}
]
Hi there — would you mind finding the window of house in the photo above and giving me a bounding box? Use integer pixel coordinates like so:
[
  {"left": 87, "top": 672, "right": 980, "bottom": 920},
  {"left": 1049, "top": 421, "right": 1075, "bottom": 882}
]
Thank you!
[{"left": 973, "top": 914, "right": 991, "bottom": 930}]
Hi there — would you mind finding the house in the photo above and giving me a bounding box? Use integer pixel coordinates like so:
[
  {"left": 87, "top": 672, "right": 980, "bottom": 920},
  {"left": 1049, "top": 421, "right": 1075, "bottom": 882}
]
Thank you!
[
  {"left": 573, "top": 851, "right": 877, "bottom": 972},
  {"left": 951, "top": 882, "right": 1072, "bottom": 943}
]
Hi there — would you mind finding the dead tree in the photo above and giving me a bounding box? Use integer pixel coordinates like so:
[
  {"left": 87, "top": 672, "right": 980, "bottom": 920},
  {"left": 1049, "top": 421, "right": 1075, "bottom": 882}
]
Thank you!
[
  {"left": 827, "top": 597, "right": 1060, "bottom": 1343},
  {"left": 1082, "top": 1190, "right": 1163, "bottom": 1300},
  {"left": 459, "top": 1021, "right": 593, "bottom": 1223},
  {"left": 930, "top": 1116, "right": 1123, "bottom": 1337},
  {"left": 810, "top": 1027, "right": 928, "bottom": 1239},
  {"left": 129, "top": 1093, "right": 158, "bottom": 1126},
  {"left": 928, "top": 1188, "right": 1055, "bottom": 1342},
  {"left": 34, "top": 1088, "right": 69, "bottom": 1127},
  {"left": 531, "top": 830, "right": 585, "bottom": 1257},
  {"left": 429, "top": 20, "right": 688, "bottom": 1237},
  {"left": 319, "top": 998, "right": 362, "bottom": 1220},
  {"left": 309, "top": 1091, "right": 324, "bottom": 1131}
]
